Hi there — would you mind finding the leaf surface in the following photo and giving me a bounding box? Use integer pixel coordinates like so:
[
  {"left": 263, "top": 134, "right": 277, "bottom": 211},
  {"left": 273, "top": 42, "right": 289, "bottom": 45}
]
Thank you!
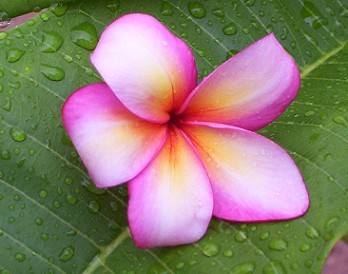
[{"left": 0, "top": 0, "right": 347, "bottom": 273}]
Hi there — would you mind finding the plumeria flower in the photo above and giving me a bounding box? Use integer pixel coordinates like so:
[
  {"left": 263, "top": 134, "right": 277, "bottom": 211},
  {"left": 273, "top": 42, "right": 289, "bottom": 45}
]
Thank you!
[{"left": 62, "top": 13, "right": 309, "bottom": 249}]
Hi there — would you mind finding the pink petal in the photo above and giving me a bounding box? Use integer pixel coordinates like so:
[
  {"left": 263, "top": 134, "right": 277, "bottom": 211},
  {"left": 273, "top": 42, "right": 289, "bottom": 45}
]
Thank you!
[
  {"left": 62, "top": 83, "right": 167, "bottom": 188},
  {"left": 91, "top": 13, "right": 197, "bottom": 123},
  {"left": 179, "top": 33, "right": 300, "bottom": 131},
  {"left": 128, "top": 127, "right": 213, "bottom": 248},
  {"left": 182, "top": 122, "right": 309, "bottom": 222}
]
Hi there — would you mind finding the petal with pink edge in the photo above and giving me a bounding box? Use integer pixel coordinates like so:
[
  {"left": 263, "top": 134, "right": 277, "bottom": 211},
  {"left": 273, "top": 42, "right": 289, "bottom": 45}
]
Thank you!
[
  {"left": 62, "top": 83, "right": 167, "bottom": 188},
  {"left": 128, "top": 127, "right": 213, "bottom": 248},
  {"left": 182, "top": 122, "right": 309, "bottom": 222},
  {"left": 179, "top": 33, "right": 300, "bottom": 131},
  {"left": 91, "top": 13, "right": 197, "bottom": 123}
]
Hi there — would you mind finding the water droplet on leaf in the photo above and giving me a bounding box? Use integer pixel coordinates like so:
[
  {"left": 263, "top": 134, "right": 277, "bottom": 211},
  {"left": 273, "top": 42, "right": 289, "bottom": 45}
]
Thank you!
[
  {"left": 232, "top": 262, "right": 255, "bottom": 274},
  {"left": 40, "top": 64, "right": 65, "bottom": 81},
  {"left": 50, "top": 3, "right": 68, "bottom": 17},
  {"left": 188, "top": 2, "right": 206, "bottom": 19},
  {"left": 223, "top": 22, "right": 238, "bottom": 35},
  {"left": 88, "top": 200, "right": 100, "bottom": 213},
  {"left": 161, "top": 1, "right": 173, "bottom": 16},
  {"left": 6, "top": 49, "right": 25, "bottom": 63},
  {"left": 106, "top": 0, "right": 120, "bottom": 12},
  {"left": 202, "top": 242, "right": 220, "bottom": 257},
  {"left": 268, "top": 238, "right": 288, "bottom": 251},
  {"left": 59, "top": 246, "right": 74, "bottom": 262},
  {"left": 9, "top": 127, "right": 26, "bottom": 142},
  {"left": 70, "top": 22, "right": 98, "bottom": 51},
  {"left": 305, "top": 227, "right": 319, "bottom": 239},
  {"left": 15, "top": 252, "right": 26, "bottom": 262},
  {"left": 39, "top": 31, "right": 63, "bottom": 53}
]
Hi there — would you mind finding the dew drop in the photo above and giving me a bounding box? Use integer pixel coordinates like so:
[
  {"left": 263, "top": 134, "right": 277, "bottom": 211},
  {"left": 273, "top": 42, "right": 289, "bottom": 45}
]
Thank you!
[
  {"left": 188, "top": 2, "right": 206, "bottom": 19},
  {"left": 64, "top": 54, "right": 73, "bottom": 63},
  {"left": 161, "top": 1, "right": 173, "bottom": 16},
  {"left": 262, "top": 261, "right": 286, "bottom": 274},
  {"left": 38, "top": 189, "right": 48, "bottom": 198},
  {"left": 332, "top": 115, "right": 347, "bottom": 126},
  {"left": 88, "top": 200, "right": 100, "bottom": 213},
  {"left": 41, "top": 232, "right": 49, "bottom": 240},
  {"left": 304, "top": 110, "right": 314, "bottom": 117},
  {"left": 244, "top": 0, "right": 256, "bottom": 7},
  {"left": 9, "top": 127, "right": 26, "bottom": 142},
  {"left": 39, "top": 31, "right": 63, "bottom": 53},
  {"left": 0, "top": 32, "right": 8, "bottom": 40},
  {"left": 290, "top": 262, "right": 299, "bottom": 270},
  {"left": 40, "top": 64, "right": 65, "bottom": 81},
  {"left": 15, "top": 252, "right": 26, "bottom": 262},
  {"left": 268, "top": 238, "right": 288, "bottom": 251},
  {"left": 223, "top": 249, "right": 234, "bottom": 257},
  {"left": 82, "top": 178, "right": 106, "bottom": 194},
  {"left": 35, "top": 217, "right": 44, "bottom": 225},
  {"left": 300, "top": 243, "right": 312, "bottom": 252},
  {"left": 202, "top": 242, "right": 220, "bottom": 257},
  {"left": 106, "top": 0, "right": 120, "bottom": 12},
  {"left": 66, "top": 230, "right": 77, "bottom": 236},
  {"left": 70, "top": 22, "right": 98, "bottom": 51},
  {"left": 59, "top": 245, "right": 75, "bottom": 262},
  {"left": 325, "top": 216, "right": 340, "bottom": 229},
  {"left": 8, "top": 217, "right": 15, "bottom": 224},
  {"left": 6, "top": 49, "right": 25, "bottom": 63},
  {"left": 66, "top": 193, "right": 77, "bottom": 205},
  {"left": 223, "top": 22, "right": 237, "bottom": 35},
  {"left": 50, "top": 3, "right": 68, "bottom": 16},
  {"left": 39, "top": 13, "right": 49, "bottom": 22},
  {"left": 232, "top": 261, "right": 255, "bottom": 274},
  {"left": 2, "top": 97, "right": 11, "bottom": 111},
  {"left": 305, "top": 227, "right": 319, "bottom": 239},
  {"left": 235, "top": 231, "right": 247, "bottom": 242},
  {"left": 110, "top": 201, "right": 118, "bottom": 212},
  {"left": 213, "top": 7, "right": 225, "bottom": 18},
  {"left": 176, "top": 262, "right": 185, "bottom": 270},
  {"left": 53, "top": 200, "right": 61, "bottom": 208},
  {"left": 1, "top": 150, "right": 10, "bottom": 160}
]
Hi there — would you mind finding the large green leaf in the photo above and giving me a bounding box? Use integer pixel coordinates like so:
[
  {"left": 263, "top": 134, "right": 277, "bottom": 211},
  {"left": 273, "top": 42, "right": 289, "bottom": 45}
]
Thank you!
[{"left": 0, "top": 0, "right": 347, "bottom": 273}]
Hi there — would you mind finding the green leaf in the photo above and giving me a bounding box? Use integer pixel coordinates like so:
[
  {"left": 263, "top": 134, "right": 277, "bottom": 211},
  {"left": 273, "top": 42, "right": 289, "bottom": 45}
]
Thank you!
[
  {"left": 0, "top": 0, "right": 347, "bottom": 273},
  {"left": 0, "top": 0, "right": 79, "bottom": 18}
]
